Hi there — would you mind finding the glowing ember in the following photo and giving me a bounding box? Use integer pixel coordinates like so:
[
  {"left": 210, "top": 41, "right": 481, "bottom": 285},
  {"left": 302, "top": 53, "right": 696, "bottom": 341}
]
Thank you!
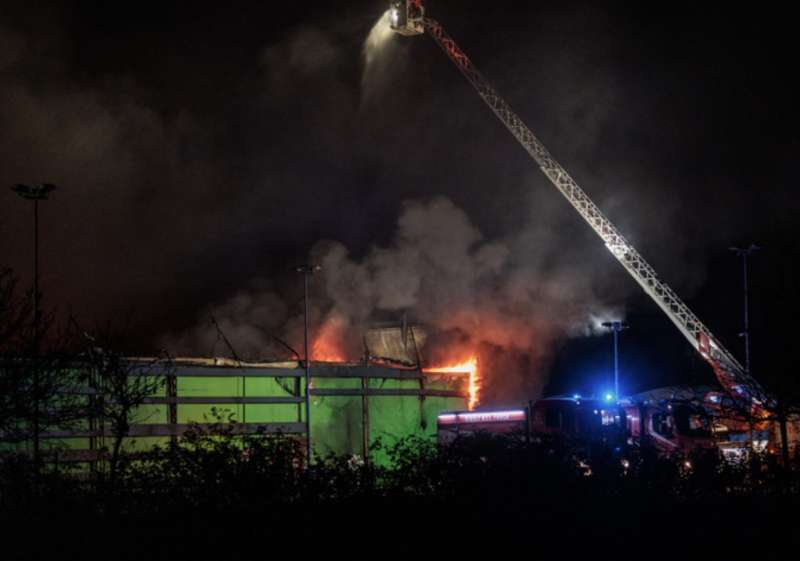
[
  {"left": 312, "top": 343, "right": 347, "bottom": 362},
  {"left": 424, "top": 357, "right": 480, "bottom": 410}
]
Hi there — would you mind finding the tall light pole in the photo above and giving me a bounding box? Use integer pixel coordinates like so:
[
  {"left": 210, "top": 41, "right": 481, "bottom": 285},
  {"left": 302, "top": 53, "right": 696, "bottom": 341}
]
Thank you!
[
  {"left": 601, "top": 320, "right": 628, "bottom": 399},
  {"left": 296, "top": 264, "right": 320, "bottom": 464},
  {"left": 10, "top": 183, "right": 56, "bottom": 465},
  {"left": 729, "top": 244, "right": 760, "bottom": 375}
]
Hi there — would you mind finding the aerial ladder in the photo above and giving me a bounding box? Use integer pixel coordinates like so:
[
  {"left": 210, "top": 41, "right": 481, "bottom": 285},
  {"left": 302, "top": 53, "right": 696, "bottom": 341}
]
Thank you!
[{"left": 387, "top": 1, "right": 774, "bottom": 428}]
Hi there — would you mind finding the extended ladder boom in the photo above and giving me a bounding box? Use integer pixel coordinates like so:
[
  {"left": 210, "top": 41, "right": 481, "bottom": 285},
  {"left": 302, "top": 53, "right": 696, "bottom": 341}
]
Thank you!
[{"left": 389, "top": 4, "right": 766, "bottom": 408}]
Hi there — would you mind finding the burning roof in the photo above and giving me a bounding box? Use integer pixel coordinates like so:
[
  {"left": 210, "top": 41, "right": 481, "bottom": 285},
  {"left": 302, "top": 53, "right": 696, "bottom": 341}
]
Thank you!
[{"left": 363, "top": 324, "right": 427, "bottom": 367}]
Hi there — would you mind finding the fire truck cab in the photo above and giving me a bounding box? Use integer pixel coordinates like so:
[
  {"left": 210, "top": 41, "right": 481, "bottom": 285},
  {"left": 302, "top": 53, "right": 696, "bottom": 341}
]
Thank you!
[
  {"left": 623, "top": 400, "right": 716, "bottom": 455},
  {"left": 620, "top": 387, "right": 762, "bottom": 459}
]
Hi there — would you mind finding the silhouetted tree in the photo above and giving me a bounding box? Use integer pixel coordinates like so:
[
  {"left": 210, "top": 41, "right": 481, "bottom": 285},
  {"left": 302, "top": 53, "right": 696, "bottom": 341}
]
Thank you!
[
  {"left": 0, "top": 268, "right": 83, "bottom": 456},
  {"left": 83, "top": 341, "right": 169, "bottom": 489}
]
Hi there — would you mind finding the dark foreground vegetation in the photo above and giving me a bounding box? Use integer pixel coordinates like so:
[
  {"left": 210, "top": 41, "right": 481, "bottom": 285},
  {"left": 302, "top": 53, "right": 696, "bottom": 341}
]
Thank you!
[{"left": 2, "top": 430, "right": 799, "bottom": 560}]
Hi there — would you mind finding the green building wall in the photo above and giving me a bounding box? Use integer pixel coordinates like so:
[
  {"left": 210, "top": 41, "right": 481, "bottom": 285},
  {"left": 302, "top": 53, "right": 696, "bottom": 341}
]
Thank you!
[{"left": 21, "top": 361, "right": 467, "bottom": 465}]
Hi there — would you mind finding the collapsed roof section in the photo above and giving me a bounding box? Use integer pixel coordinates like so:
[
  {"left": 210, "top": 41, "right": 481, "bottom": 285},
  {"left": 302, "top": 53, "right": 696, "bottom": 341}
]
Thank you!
[{"left": 363, "top": 324, "right": 427, "bottom": 367}]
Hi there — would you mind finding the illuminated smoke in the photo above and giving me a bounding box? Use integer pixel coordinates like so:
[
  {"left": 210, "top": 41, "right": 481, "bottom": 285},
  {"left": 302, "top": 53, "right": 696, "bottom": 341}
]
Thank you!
[
  {"left": 163, "top": 196, "right": 626, "bottom": 404},
  {"left": 584, "top": 311, "right": 626, "bottom": 337},
  {"left": 311, "top": 310, "right": 351, "bottom": 362},
  {"left": 306, "top": 196, "right": 626, "bottom": 403}
]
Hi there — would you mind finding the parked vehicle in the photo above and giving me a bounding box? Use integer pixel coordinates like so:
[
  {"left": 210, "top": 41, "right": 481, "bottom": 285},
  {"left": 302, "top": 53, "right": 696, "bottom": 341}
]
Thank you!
[
  {"left": 437, "top": 388, "right": 769, "bottom": 462},
  {"left": 621, "top": 386, "right": 766, "bottom": 461},
  {"left": 437, "top": 395, "right": 627, "bottom": 448}
]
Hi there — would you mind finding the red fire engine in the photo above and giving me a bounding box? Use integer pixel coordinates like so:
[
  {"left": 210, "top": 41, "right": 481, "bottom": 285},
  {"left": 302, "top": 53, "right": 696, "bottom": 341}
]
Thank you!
[{"left": 438, "top": 396, "right": 626, "bottom": 447}]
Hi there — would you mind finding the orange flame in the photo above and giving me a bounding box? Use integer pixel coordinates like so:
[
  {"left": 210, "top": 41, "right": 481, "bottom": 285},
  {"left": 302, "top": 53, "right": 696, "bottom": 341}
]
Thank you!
[
  {"left": 424, "top": 356, "right": 480, "bottom": 410},
  {"left": 312, "top": 341, "right": 348, "bottom": 362},
  {"left": 312, "top": 314, "right": 349, "bottom": 362}
]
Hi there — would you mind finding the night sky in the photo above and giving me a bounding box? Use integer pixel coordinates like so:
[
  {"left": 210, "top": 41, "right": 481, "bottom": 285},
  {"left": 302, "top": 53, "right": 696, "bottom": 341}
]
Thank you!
[{"left": 1, "top": 0, "right": 797, "bottom": 405}]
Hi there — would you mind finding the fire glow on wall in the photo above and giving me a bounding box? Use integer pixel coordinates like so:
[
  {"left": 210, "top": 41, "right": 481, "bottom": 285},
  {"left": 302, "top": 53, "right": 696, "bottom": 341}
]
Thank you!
[{"left": 424, "top": 357, "right": 479, "bottom": 410}]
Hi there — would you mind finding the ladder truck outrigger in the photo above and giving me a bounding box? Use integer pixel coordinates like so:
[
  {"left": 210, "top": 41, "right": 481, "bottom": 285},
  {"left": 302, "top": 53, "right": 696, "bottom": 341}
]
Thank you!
[{"left": 388, "top": 0, "right": 795, "bottom": 460}]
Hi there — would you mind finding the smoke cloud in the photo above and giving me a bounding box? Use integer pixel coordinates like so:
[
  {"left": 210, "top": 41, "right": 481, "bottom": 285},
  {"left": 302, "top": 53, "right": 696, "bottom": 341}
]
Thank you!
[
  {"left": 164, "top": 195, "right": 626, "bottom": 403},
  {"left": 2, "top": 2, "right": 795, "bottom": 401}
]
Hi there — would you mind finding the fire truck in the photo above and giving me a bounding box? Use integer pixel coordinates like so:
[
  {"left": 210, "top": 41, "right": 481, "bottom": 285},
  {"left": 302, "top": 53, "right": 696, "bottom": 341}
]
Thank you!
[
  {"left": 620, "top": 386, "right": 770, "bottom": 460},
  {"left": 437, "top": 392, "right": 754, "bottom": 462},
  {"left": 438, "top": 395, "right": 627, "bottom": 449},
  {"left": 390, "top": 0, "right": 794, "bottom": 457}
]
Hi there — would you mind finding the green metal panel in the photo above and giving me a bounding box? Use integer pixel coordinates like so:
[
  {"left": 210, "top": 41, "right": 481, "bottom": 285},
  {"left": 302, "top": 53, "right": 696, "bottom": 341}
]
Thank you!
[{"left": 310, "top": 395, "right": 363, "bottom": 458}]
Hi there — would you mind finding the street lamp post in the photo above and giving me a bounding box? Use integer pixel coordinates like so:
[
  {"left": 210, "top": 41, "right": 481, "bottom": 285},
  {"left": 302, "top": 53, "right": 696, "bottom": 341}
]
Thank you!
[
  {"left": 10, "top": 183, "right": 56, "bottom": 465},
  {"left": 601, "top": 320, "right": 629, "bottom": 400},
  {"left": 729, "top": 244, "right": 760, "bottom": 375},
  {"left": 296, "top": 264, "right": 320, "bottom": 464}
]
